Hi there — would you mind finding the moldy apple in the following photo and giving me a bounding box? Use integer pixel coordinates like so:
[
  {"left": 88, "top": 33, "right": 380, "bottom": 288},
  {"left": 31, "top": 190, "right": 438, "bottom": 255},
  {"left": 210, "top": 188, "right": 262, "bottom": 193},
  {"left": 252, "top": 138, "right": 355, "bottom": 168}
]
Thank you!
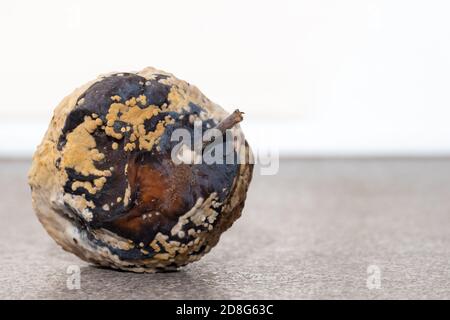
[{"left": 29, "top": 67, "right": 253, "bottom": 272}]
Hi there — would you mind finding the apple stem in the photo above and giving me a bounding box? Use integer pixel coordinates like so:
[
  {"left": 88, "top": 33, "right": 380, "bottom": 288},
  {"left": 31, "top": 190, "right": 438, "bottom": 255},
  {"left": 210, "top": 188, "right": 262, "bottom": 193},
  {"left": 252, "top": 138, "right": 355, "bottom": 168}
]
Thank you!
[{"left": 202, "top": 109, "right": 244, "bottom": 151}]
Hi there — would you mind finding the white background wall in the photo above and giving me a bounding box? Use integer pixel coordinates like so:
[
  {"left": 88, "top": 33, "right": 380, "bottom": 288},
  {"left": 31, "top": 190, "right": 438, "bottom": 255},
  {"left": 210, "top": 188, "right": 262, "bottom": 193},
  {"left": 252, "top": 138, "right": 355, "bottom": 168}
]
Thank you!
[{"left": 1, "top": 0, "right": 450, "bottom": 156}]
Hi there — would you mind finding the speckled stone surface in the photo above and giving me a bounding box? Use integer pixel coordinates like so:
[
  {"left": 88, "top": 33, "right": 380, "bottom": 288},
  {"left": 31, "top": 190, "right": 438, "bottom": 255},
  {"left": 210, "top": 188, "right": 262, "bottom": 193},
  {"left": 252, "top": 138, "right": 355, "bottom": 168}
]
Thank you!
[{"left": 1, "top": 158, "right": 450, "bottom": 299}]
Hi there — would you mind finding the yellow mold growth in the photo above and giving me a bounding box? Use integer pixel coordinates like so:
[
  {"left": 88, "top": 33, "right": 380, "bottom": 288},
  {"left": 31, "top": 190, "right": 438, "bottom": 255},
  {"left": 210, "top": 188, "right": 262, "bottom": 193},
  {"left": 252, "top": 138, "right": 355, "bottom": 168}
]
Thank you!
[
  {"left": 60, "top": 115, "right": 111, "bottom": 195},
  {"left": 104, "top": 96, "right": 174, "bottom": 152},
  {"left": 149, "top": 231, "right": 199, "bottom": 260},
  {"left": 165, "top": 82, "right": 210, "bottom": 116},
  {"left": 61, "top": 116, "right": 111, "bottom": 178},
  {"left": 71, "top": 177, "right": 107, "bottom": 194}
]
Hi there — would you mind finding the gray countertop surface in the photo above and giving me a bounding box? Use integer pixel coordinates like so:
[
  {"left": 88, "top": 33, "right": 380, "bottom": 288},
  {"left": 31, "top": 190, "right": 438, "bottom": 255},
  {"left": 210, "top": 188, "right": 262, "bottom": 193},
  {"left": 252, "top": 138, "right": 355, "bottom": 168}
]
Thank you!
[{"left": 1, "top": 158, "right": 450, "bottom": 300}]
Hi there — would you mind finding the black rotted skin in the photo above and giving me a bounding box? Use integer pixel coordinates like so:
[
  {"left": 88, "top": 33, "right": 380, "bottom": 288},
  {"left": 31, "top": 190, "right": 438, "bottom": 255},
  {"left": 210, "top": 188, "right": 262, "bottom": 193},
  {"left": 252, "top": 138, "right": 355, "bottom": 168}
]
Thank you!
[
  {"left": 58, "top": 73, "right": 171, "bottom": 148},
  {"left": 58, "top": 73, "right": 239, "bottom": 260}
]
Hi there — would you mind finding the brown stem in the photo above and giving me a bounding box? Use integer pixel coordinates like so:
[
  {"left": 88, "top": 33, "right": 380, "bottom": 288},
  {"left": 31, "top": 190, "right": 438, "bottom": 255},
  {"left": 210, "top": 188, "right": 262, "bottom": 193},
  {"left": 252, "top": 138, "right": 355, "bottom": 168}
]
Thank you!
[
  {"left": 215, "top": 109, "right": 244, "bottom": 134},
  {"left": 202, "top": 109, "right": 244, "bottom": 151}
]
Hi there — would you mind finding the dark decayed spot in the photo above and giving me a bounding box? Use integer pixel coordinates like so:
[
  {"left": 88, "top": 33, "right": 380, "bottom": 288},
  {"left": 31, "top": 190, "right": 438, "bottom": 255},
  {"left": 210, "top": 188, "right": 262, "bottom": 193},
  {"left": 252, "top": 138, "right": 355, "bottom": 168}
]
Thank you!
[
  {"left": 100, "top": 116, "right": 237, "bottom": 245},
  {"left": 58, "top": 73, "right": 171, "bottom": 150}
]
